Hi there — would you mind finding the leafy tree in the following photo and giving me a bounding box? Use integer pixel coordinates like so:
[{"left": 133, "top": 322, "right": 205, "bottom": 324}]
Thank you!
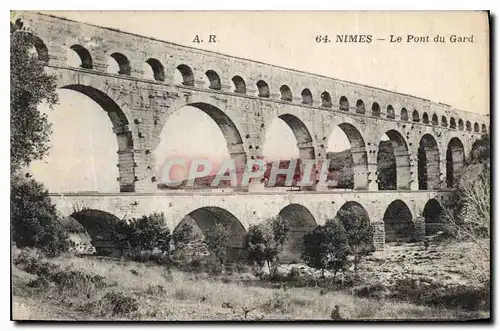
[
  {"left": 302, "top": 220, "right": 351, "bottom": 281},
  {"left": 336, "top": 208, "right": 375, "bottom": 279},
  {"left": 172, "top": 222, "right": 197, "bottom": 248},
  {"left": 11, "top": 19, "right": 58, "bottom": 173},
  {"left": 377, "top": 141, "right": 397, "bottom": 190},
  {"left": 204, "top": 223, "right": 230, "bottom": 265},
  {"left": 118, "top": 213, "right": 171, "bottom": 252},
  {"left": 245, "top": 216, "right": 290, "bottom": 275},
  {"left": 11, "top": 175, "right": 69, "bottom": 256}
]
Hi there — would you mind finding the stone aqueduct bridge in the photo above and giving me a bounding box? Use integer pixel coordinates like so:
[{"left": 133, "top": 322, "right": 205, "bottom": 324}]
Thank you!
[{"left": 18, "top": 12, "right": 488, "bottom": 258}]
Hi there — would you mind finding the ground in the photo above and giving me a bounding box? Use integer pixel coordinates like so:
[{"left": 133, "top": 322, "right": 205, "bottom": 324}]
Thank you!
[{"left": 11, "top": 239, "right": 490, "bottom": 321}]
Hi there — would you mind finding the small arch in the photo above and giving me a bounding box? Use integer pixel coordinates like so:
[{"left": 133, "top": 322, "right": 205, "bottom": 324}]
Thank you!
[
  {"left": 145, "top": 58, "right": 165, "bottom": 81},
  {"left": 372, "top": 102, "right": 381, "bottom": 117},
  {"left": 387, "top": 105, "right": 395, "bottom": 119},
  {"left": 257, "top": 80, "right": 270, "bottom": 98},
  {"left": 205, "top": 70, "right": 222, "bottom": 90},
  {"left": 423, "top": 199, "right": 444, "bottom": 235},
  {"left": 422, "top": 112, "right": 429, "bottom": 124},
  {"left": 412, "top": 110, "right": 420, "bottom": 122},
  {"left": 109, "top": 52, "right": 131, "bottom": 75},
  {"left": 458, "top": 119, "right": 464, "bottom": 130},
  {"left": 466, "top": 121, "right": 472, "bottom": 131},
  {"left": 301, "top": 88, "right": 313, "bottom": 105},
  {"left": 339, "top": 96, "right": 349, "bottom": 111},
  {"left": 280, "top": 85, "right": 292, "bottom": 101},
  {"left": 383, "top": 200, "right": 415, "bottom": 243},
  {"left": 232, "top": 76, "right": 246, "bottom": 93},
  {"left": 69, "top": 45, "right": 92, "bottom": 69},
  {"left": 321, "top": 91, "right": 332, "bottom": 108},
  {"left": 176, "top": 64, "right": 195, "bottom": 86},
  {"left": 418, "top": 134, "right": 440, "bottom": 190},
  {"left": 474, "top": 122, "right": 480, "bottom": 132},
  {"left": 446, "top": 137, "right": 465, "bottom": 188},
  {"left": 401, "top": 108, "right": 408, "bottom": 121},
  {"left": 441, "top": 116, "right": 448, "bottom": 127},
  {"left": 278, "top": 204, "right": 317, "bottom": 263},
  {"left": 482, "top": 123, "right": 487, "bottom": 133},
  {"left": 355, "top": 99, "right": 365, "bottom": 114},
  {"left": 432, "top": 114, "right": 438, "bottom": 126},
  {"left": 450, "top": 117, "right": 456, "bottom": 129}
]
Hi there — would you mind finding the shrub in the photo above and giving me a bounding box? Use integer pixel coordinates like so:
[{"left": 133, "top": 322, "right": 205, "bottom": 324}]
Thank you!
[
  {"left": 352, "top": 283, "right": 389, "bottom": 300},
  {"left": 204, "top": 223, "right": 230, "bottom": 265},
  {"left": 101, "top": 291, "right": 139, "bottom": 316},
  {"left": 336, "top": 207, "right": 375, "bottom": 279},
  {"left": 11, "top": 176, "right": 69, "bottom": 257},
  {"left": 245, "top": 216, "right": 290, "bottom": 275}
]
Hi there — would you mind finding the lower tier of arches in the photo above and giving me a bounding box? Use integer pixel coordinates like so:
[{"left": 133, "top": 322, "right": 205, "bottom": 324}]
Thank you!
[{"left": 56, "top": 190, "right": 451, "bottom": 261}]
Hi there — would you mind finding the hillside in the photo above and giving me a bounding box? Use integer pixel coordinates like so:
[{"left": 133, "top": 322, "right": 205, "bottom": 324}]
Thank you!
[{"left": 157, "top": 142, "right": 397, "bottom": 190}]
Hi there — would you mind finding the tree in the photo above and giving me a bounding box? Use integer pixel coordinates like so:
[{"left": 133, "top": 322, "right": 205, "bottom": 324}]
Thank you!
[
  {"left": 11, "top": 19, "right": 58, "bottom": 173},
  {"left": 336, "top": 207, "right": 375, "bottom": 280},
  {"left": 245, "top": 216, "right": 290, "bottom": 275},
  {"left": 172, "top": 223, "right": 197, "bottom": 248},
  {"left": 118, "top": 213, "right": 171, "bottom": 252},
  {"left": 302, "top": 220, "right": 351, "bottom": 281},
  {"left": 205, "top": 223, "right": 230, "bottom": 265}
]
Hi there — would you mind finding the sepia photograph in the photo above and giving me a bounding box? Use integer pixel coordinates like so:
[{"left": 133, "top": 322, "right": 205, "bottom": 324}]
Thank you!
[{"left": 10, "top": 10, "right": 491, "bottom": 321}]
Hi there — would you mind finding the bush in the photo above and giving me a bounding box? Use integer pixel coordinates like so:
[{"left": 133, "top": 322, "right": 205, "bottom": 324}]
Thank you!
[
  {"left": 302, "top": 220, "right": 351, "bottom": 280},
  {"left": 116, "top": 213, "right": 171, "bottom": 252},
  {"left": 352, "top": 283, "right": 389, "bottom": 300},
  {"left": 205, "top": 223, "right": 230, "bottom": 265},
  {"left": 11, "top": 176, "right": 69, "bottom": 257},
  {"left": 245, "top": 216, "right": 290, "bottom": 275}
]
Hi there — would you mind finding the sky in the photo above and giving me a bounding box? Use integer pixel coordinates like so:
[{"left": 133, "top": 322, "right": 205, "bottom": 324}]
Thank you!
[{"left": 27, "top": 11, "right": 490, "bottom": 192}]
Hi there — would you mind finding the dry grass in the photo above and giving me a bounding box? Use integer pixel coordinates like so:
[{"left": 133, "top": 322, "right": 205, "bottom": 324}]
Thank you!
[{"left": 11, "top": 246, "right": 489, "bottom": 321}]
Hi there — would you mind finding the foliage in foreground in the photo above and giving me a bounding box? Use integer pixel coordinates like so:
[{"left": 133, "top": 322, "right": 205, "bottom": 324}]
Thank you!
[
  {"left": 11, "top": 176, "right": 69, "bottom": 256},
  {"left": 443, "top": 133, "right": 490, "bottom": 283},
  {"left": 302, "top": 220, "right": 351, "bottom": 280}
]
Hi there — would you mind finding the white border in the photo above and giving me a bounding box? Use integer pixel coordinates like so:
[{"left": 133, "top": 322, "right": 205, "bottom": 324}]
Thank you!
[{"left": 3, "top": 1, "right": 498, "bottom": 330}]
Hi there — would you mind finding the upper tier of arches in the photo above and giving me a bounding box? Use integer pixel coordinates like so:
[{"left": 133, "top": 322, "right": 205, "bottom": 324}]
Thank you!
[{"left": 22, "top": 27, "right": 487, "bottom": 136}]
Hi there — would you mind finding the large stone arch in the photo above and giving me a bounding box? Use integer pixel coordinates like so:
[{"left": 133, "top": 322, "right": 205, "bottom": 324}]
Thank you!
[
  {"left": 327, "top": 122, "right": 369, "bottom": 190},
  {"left": 55, "top": 82, "right": 136, "bottom": 192},
  {"left": 278, "top": 203, "right": 317, "bottom": 263},
  {"left": 173, "top": 206, "right": 247, "bottom": 261},
  {"left": 153, "top": 96, "right": 248, "bottom": 185},
  {"left": 422, "top": 198, "right": 445, "bottom": 235},
  {"left": 446, "top": 137, "right": 465, "bottom": 188},
  {"left": 276, "top": 113, "right": 315, "bottom": 161},
  {"left": 383, "top": 199, "right": 415, "bottom": 243},
  {"left": 418, "top": 134, "right": 441, "bottom": 190},
  {"left": 377, "top": 130, "right": 411, "bottom": 190}
]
